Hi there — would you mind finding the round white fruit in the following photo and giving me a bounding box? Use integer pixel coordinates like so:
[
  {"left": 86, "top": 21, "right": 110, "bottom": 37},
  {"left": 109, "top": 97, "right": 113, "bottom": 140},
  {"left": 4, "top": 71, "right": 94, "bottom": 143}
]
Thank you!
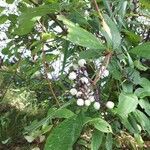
[
  {"left": 78, "top": 59, "right": 86, "bottom": 67},
  {"left": 89, "top": 96, "right": 95, "bottom": 102},
  {"left": 93, "top": 102, "right": 100, "bottom": 110},
  {"left": 85, "top": 100, "right": 91, "bottom": 106},
  {"left": 106, "top": 101, "right": 114, "bottom": 109},
  {"left": 68, "top": 72, "right": 77, "bottom": 80},
  {"left": 70, "top": 88, "right": 77, "bottom": 95},
  {"left": 80, "top": 77, "right": 89, "bottom": 84},
  {"left": 77, "top": 99, "right": 84, "bottom": 106}
]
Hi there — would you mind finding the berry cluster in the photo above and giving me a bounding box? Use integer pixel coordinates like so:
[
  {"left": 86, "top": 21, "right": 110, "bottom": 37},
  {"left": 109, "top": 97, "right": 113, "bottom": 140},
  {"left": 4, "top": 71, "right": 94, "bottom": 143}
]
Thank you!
[
  {"left": 68, "top": 59, "right": 100, "bottom": 110},
  {"left": 68, "top": 59, "right": 115, "bottom": 111}
]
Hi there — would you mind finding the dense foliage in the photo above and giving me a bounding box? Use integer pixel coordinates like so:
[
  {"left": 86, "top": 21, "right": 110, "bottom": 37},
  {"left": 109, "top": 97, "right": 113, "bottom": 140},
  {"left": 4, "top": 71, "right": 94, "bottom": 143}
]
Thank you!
[{"left": 0, "top": 0, "right": 150, "bottom": 149}]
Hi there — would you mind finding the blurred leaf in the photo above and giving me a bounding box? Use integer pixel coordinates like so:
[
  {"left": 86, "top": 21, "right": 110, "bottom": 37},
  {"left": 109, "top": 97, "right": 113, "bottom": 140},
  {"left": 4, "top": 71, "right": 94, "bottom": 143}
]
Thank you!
[
  {"left": 14, "top": 4, "right": 59, "bottom": 35},
  {"left": 53, "top": 108, "right": 75, "bottom": 118},
  {"left": 122, "top": 30, "right": 141, "bottom": 46},
  {"left": 0, "top": 15, "right": 8, "bottom": 24},
  {"left": 134, "top": 60, "right": 147, "bottom": 71},
  {"left": 130, "top": 42, "right": 150, "bottom": 59},
  {"left": 140, "top": 0, "right": 150, "bottom": 9},
  {"left": 139, "top": 100, "right": 150, "bottom": 116},
  {"left": 116, "top": 93, "right": 138, "bottom": 117},
  {"left": 44, "top": 113, "right": 85, "bottom": 150},
  {"left": 79, "top": 49, "right": 102, "bottom": 59},
  {"left": 91, "top": 130, "right": 104, "bottom": 150},
  {"left": 133, "top": 110, "right": 150, "bottom": 134},
  {"left": 86, "top": 118, "right": 112, "bottom": 133},
  {"left": 6, "top": 0, "right": 14, "bottom": 4},
  {"left": 58, "top": 15, "right": 105, "bottom": 50},
  {"left": 25, "top": 104, "right": 74, "bottom": 132},
  {"left": 134, "top": 88, "right": 150, "bottom": 98},
  {"left": 0, "top": 7, "right": 5, "bottom": 13},
  {"left": 105, "top": 133, "right": 112, "bottom": 150}
]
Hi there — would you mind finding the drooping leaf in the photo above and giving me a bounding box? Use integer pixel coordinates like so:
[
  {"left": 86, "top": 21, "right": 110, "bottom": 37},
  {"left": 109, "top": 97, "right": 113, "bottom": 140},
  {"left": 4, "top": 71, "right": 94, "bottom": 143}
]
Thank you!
[
  {"left": 130, "top": 42, "right": 150, "bottom": 59},
  {"left": 116, "top": 93, "right": 138, "bottom": 117},
  {"left": 58, "top": 15, "right": 105, "bottom": 50},
  {"left": 44, "top": 113, "right": 85, "bottom": 150},
  {"left": 91, "top": 130, "right": 104, "bottom": 150}
]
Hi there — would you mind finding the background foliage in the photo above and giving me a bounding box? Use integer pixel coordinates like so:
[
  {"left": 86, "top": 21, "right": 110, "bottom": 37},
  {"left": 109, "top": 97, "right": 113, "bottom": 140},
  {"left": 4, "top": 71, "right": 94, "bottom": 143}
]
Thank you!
[{"left": 0, "top": 0, "right": 150, "bottom": 149}]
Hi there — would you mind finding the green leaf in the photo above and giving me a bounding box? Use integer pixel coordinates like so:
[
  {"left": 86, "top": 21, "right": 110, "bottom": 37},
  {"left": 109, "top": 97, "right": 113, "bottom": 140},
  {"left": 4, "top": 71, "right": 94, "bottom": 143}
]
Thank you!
[
  {"left": 139, "top": 100, "right": 150, "bottom": 116},
  {"left": 105, "top": 133, "right": 112, "bottom": 150},
  {"left": 134, "top": 88, "right": 150, "bottom": 98},
  {"left": 122, "top": 30, "right": 141, "bottom": 46},
  {"left": 58, "top": 15, "right": 105, "bottom": 50},
  {"left": 103, "top": 14, "right": 121, "bottom": 50},
  {"left": 53, "top": 108, "right": 75, "bottom": 119},
  {"left": 6, "top": 0, "right": 14, "bottom": 4},
  {"left": 91, "top": 130, "right": 104, "bottom": 150},
  {"left": 0, "top": 15, "right": 8, "bottom": 24},
  {"left": 0, "top": 7, "right": 5, "bottom": 13},
  {"left": 44, "top": 113, "right": 85, "bottom": 150},
  {"left": 138, "top": 77, "right": 150, "bottom": 89},
  {"left": 130, "top": 42, "right": 150, "bottom": 59},
  {"left": 116, "top": 93, "right": 138, "bottom": 117},
  {"left": 25, "top": 102, "right": 74, "bottom": 132},
  {"left": 79, "top": 49, "right": 102, "bottom": 59},
  {"left": 86, "top": 118, "right": 112, "bottom": 133},
  {"left": 140, "top": 0, "right": 150, "bottom": 9},
  {"left": 133, "top": 110, "right": 150, "bottom": 134},
  {"left": 14, "top": 4, "right": 59, "bottom": 35},
  {"left": 134, "top": 60, "right": 147, "bottom": 71}
]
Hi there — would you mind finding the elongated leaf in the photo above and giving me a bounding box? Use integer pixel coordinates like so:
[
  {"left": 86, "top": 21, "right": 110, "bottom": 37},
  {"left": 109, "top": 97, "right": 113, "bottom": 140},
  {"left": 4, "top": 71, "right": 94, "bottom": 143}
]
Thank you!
[
  {"left": 116, "top": 93, "right": 138, "bottom": 117},
  {"left": 130, "top": 42, "right": 150, "bottom": 59},
  {"left": 44, "top": 113, "right": 85, "bottom": 150},
  {"left": 86, "top": 118, "right": 112, "bottom": 133},
  {"left": 103, "top": 14, "right": 121, "bottom": 50},
  {"left": 133, "top": 110, "right": 150, "bottom": 134},
  {"left": 105, "top": 133, "right": 112, "bottom": 150},
  {"left": 15, "top": 4, "right": 59, "bottom": 35},
  {"left": 25, "top": 102, "right": 74, "bottom": 132},
  {"left": 91, "top": 130, "right": 104, "bottom": 150},
  {"left": 58, "top": 15, "right": 105, "bottom": 50}
]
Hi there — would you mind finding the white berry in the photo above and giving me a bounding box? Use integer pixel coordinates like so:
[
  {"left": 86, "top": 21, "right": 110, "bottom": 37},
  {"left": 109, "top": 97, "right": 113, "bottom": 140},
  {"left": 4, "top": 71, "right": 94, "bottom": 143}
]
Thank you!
[
  {"left": 68, "top": 72, "right": 77, "bottom": 80},
  {"left": 72, "top": 64, "right": 78, "bottom": 70},
  {"left": 76, "top": 91, "right": 82, "bottom": 97},
  {"left": 80, "top": 77, "right": 89, "bottom": 84},
  {"left": 106, "top": 101, "right": 114, "bottom": 109},
  {"left": 78, "top": 59, "right": 86, "bottom": 67},
  {"left": 70, "top": 88, "right": 77, "bottom": 95},
  {"left": 93, "top": 102, "right": 100, "bottom": 110},
  {"left": 89, "top": 96, "right": 95, "bottom": 102},
  {"left": 85, "top": 100, "right": 91, "bottom": 106},
  {"left": 77, "top": 99, "right": 84, "bottom": 106}
]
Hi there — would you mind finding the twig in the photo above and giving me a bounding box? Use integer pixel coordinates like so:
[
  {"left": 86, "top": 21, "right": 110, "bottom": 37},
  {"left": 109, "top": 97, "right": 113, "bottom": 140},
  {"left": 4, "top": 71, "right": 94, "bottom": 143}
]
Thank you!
[
  {"left": 93, "top": 52, "right": 112, "bottom": 86},
  {"left": 41, "top": 44, "right": 60, "bottom": 107},
  {"left": 91, "top": 0, "right": 103, "bottom": 20}
]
